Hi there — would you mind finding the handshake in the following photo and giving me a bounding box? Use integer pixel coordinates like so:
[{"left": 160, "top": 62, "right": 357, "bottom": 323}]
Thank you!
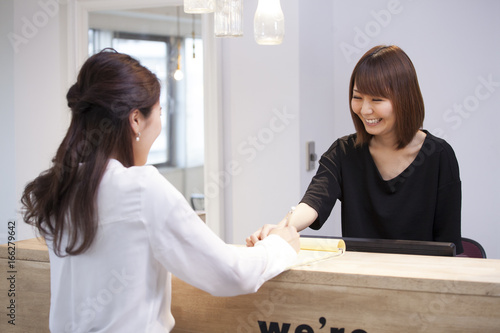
[{"left": 245, "top": 206, "right": 301, "bottom": 253}]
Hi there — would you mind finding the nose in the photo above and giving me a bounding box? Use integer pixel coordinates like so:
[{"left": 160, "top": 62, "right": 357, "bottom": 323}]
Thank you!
[{"left": 360, "top": 100, "right": 373, "bottom": 116}]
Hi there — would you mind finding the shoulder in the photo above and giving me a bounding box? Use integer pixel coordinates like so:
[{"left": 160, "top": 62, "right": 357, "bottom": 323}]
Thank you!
[
  {"left": 422, "top": 130, "right": 460, "bottom": 177},
  {"left": 104, "top": 159, "right": 165, "bottom": 187},
  {"left": 422, "top": 131, "right": 458, "bottom": 159},
  {"left": 98, "top": 160, "right": 187, "bottom": 226},
  {"left": 103, "top": 160, "right": 181, "bottom": 203},
  {"left": 323, "top": 133, "right": 359, "bottom": 156},
  {"left": 133, "top": 165, "right": 183, "bottom": 202}
]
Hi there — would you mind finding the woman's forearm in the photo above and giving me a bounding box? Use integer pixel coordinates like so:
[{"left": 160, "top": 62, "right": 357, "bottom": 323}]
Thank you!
[{"left": 286, "top": 202, "right": 318, "bottom": 232}]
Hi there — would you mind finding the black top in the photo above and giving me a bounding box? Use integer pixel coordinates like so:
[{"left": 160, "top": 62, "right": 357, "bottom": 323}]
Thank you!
[{"left": 300, "top": 130, "right": 463, "bottom": 253}]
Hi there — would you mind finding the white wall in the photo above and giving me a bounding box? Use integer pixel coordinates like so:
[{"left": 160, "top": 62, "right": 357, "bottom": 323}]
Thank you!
[
  {"left": 220, "top": 0, "right": 301, "bottom": 243},
  {"left": 0, "top": 0, "right": 17, "bottom": 242},
  {"left": 298, "top": 0, "right": 341, "bottom": 238},
  {"left": 0, "top": 0, "right": 69, "bottom": 244}
]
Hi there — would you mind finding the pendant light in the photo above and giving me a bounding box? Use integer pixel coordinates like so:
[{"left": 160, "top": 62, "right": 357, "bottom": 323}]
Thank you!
[
  {"left": 192, "top": 14, "right": 196, "bottom": 59},
  {"left": 174, "top": 7, "right": 184, "bottom": 81},
  {"left": 184, "top": 0, "right": 214, "bottom": 14},
  {"left": 254, "top": 0, "right": 285, "bottom": 45},
  {"left": 214, "top": 0, "right": 244, "bottom": 37},
  {"left": 174, "top": 42, "right": 184, "bottom": 81}
]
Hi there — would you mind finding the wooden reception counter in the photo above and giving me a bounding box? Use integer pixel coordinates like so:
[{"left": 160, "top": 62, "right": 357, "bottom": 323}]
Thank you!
[
  {"left": 171, "top": 250, "right": 500, "bottom": 332},
  {"left": 1, "top": 238, "right": 500, "bottom": 332}
]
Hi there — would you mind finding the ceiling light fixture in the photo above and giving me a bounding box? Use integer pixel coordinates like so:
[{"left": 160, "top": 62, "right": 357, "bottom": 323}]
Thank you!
[
  {"left": 254, "top": 0, "right": 285, "bottom": 45},
  {"left": 214, "top": 0, "right": 243, "bottom": 37},
  {"left": 174, "top": 7, "right": 184, "bottom": 81},
  {"left": 183, "top": 0, "right": 285, "bottom": 45},
  {"left": 184, "top": 0, "right": 214, "bottom": 14}
]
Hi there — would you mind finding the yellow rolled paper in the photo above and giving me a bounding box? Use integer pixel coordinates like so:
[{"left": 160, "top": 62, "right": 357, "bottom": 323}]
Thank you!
[{"left": 300, "top": 237, "right": 346, "bottom": 253}]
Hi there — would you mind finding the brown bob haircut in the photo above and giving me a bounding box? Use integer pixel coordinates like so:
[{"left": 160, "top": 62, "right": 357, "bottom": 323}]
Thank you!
[{"left": 349, "top": 45, "right": 425, "bottom": 149}]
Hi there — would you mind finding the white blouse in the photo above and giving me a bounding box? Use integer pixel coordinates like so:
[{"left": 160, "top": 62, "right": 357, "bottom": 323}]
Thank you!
[{"left": 47, "top": 159, "right": 297, "bottom": 332}]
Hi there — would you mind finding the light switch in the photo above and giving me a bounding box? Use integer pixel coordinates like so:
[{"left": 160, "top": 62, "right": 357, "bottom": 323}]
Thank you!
[{"left": 306, "top": 141, "right": 317, "bottom": 171}]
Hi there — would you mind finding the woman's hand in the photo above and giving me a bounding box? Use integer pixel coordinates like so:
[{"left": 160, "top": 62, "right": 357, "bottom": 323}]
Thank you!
[
  {"left": 246, "top": 203, "right": 317, "bottom": 248},
  {"left": 245, "top": 217, "right": 287, "bottom": 247},
  {"left": 269, "top": 225, "right": 300, "bottom": 253}
]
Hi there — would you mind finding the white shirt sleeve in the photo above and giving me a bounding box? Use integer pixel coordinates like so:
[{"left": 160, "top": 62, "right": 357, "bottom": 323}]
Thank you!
[{"left": 141, "top": 169, "right": 297, "bottom": 297}]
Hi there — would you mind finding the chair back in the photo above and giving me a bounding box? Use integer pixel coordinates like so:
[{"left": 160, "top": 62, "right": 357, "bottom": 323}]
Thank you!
[{"left": 460, "top": 237, "right": 487, "bottom": 258}]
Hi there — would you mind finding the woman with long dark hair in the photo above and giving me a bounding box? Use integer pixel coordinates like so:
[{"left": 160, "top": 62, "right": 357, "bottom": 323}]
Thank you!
[
  {"left": 247, "top": 45, "right": 462, "bottom": 254},
  {"left": 22, "top": 49, "right": 299, "bottom": 332}
]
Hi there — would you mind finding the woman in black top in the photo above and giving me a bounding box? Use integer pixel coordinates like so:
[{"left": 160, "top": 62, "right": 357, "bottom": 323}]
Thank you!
[{"left": 247, "top": 45, "right": 463, "bottom": 253}]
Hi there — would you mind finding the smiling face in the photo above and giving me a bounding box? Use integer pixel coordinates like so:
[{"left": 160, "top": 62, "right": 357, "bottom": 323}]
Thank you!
[
  {"left": 348, "top": 46, "right": 425, "bottom": 149},
  {"left": 351, "top": 85, "right": 396, "bottom": 141}
]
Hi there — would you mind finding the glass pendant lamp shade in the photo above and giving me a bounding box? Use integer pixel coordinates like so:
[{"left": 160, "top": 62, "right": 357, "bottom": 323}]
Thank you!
[
  {"left": 215, "top": 0, "right": 244, "bottom": 37},
  {"left": 254, "top": 0, "right": 284, "bottom": 45},
  {"left": 184, "top": 0, "right": 214, "bottom": 14}
]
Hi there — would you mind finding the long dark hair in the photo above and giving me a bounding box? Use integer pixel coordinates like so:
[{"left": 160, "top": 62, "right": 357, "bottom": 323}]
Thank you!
[
  {"left": 349, "top": 45, "right": 425, "bottom": 149},
  {"left": 21, "top": 49, "right": 161, "bottom": 256}
]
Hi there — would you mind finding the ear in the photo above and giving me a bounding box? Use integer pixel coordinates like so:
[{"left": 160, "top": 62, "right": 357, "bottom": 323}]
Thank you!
[{"left": 128, "top": 109, "right": 141, "bottom": 135}]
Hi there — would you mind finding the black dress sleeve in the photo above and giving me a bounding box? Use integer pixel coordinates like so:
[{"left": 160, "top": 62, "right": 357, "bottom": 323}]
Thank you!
[
  {"left": 300, "top": 139, "right": 344, "bottom": 230},
  {"left": 433, "top": 139, "right": 463, "bottom": 254}
]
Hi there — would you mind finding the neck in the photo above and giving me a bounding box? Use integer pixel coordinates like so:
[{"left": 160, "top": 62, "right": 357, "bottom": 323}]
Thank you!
[
  {"left": 370, "top": 130, "right": 426, "bottom": 151},
  {"left": 370, "top": 133, "right": 399, "bottom": 150}
]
